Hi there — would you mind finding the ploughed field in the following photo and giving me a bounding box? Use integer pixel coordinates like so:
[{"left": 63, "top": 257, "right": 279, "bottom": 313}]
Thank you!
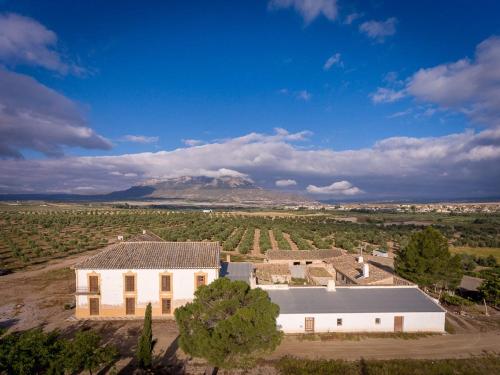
[{"left": 1, "top": 206, "right": 499, "bottom": 271}]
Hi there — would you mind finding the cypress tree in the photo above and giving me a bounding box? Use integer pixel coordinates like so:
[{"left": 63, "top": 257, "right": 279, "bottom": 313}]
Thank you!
[{"left": 136, "top": 302, "right": 153, "bottom": 368}]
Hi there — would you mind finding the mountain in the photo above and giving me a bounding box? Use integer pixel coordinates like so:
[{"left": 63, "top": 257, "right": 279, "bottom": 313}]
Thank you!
[{"left": 0, "top": 176, "right": 316, "bottom": 206}]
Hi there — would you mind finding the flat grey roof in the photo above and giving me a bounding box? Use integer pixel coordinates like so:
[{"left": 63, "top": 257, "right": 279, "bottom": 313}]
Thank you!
[
  {"left": 267, "top": 287, "right": 444, "bottom": 314},
  {"left": 220, "top": 262, "right": 252, "bottom": 283}
]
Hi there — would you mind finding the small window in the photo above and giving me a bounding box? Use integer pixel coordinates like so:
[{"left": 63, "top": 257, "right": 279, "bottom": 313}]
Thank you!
[
  {"left": 161, "top": 275, "right": 171, "bottom": 292},
  {"left": 375, "top": 318, "right": 381, "bottom": 325},
  {"left": 293, "top": 261, "right": 300, "bottom": 266},
  {"left": 305, "top": 261, "right": 312, "bottom": 265},
  {"left": 337, "top": 318, "right": 342, "bottom": 326},
  {"left": 125, "top": 275, "right": 135, "bottom": 292},
  {"left": 89, "top": 275, "right": 99, "bottom": 293},
  {"left": 162, "top": 298, "right": 172, "bottom": 314},
  {"left": 196, "top": 275, "right": 206, "bottom": 288}
]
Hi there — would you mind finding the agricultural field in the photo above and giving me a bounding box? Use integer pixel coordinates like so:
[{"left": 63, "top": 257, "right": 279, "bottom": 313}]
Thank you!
[
  {"left": 450, "top": 246, "right": 500, "bottom": 262},
  {"left": 1, "top": 203, "right": 499, "bottom": 272}
]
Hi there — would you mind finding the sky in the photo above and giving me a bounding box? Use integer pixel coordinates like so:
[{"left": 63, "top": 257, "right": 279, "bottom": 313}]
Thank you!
[{"left": 0, "top": 0, "right": 499, "bottom": 200}]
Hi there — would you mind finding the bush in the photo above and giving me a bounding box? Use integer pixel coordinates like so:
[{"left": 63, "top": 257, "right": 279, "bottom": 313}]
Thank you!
[{"left": 441, "top": 293, "right": 474, "bottom": 306}]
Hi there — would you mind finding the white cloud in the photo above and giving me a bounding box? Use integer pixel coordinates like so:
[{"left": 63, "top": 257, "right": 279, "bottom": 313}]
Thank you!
[
  {"left": 275, "top": 179, "right": 297, "bottom": 187},
  {"left": 307, "top": 180, "right": 363, "bottom": 195},
  {"left": 268, "top": 0, "right": 338, "bottom": 24},
  {"left": 122, "top": 135, "right": 159, "bottom": 144},
  {"left": 296, "top": 90, "right": 312, "bottom": 101},
  {"left": 370, "top": 87, "right": 406, "bottom": 103},
  {"left": 343, "top": 12, "right": 363, "bottom": 25},
  {"left": 0, "top": 68, "right": 111, "bottom": 158},
  {"left": 387, "top": 109, "right": 412, "bottom": 119},
  {"left": 0, "top": 13, "right": 84, "bottom": 75},
  {"left": 0, "top": 127, "right": 499, "bottom": 198},
  {"left": 323, "top": 53, "right": 342, "bottom": 71},
  {"left": 359, "top": 18, "right": 397, "bottom": 42},
  {"left": 374, "top": 36, "right": 500, "bottom": 128},
  {"left": 182, "top": 139, "right": 204, "bottom": 147}
]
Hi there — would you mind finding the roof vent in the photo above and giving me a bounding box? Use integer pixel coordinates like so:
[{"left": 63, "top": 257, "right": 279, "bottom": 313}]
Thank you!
[
  {"left": 357, "top": 256, "right": 364, "bottom": 264},
  {"left": 142, "top": 229, "right": 147, "bottom": 235},
  {"left": 327, "top": 279, "right": 336, "bottom": 292},
  {"left": 363, "top": 263, "right": 370, "bottom": 278}
]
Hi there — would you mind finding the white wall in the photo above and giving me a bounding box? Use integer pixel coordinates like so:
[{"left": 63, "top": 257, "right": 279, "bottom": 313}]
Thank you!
[
  {"left": 277, "top": 312, "right": 445, "bottom": 333},
  {"left": 76, "top": 268, "right": 218, "bottom": 308}
]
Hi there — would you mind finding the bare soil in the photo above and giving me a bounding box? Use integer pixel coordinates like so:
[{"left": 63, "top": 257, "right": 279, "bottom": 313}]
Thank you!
[
  {"left": 283, "top": 233, "right": 299, "bottom": 251},
  {"left": 252, "top": 228, "right": 261, "bottom": 256},
  {"left": 269, "top": 229, "right": 278, "bottom": 250}
]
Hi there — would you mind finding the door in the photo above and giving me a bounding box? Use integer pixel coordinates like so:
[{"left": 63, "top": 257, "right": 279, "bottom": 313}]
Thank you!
[
  {"left": 394, "top": 316, "right": 404, "bottom": 332},
  {"left": 162, "top": 298, "right": 172, "bottom": 314},
  {"left": 89, "top": 298, "right": 99, "bottom": 316},
  {"left": 126, "top": 297, "right": 135, "bottom": 315},
  {"left": 305, "top": 317, "right": 315, "bottom": 332}
]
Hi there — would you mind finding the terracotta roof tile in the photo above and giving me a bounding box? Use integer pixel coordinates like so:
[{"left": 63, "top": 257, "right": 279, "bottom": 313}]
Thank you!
[
  {"left": 266, "top": 249, "right": 343, "bottom": 260},
  {"left": 75, "top": 241, "right": 220, "bottom": 269}
]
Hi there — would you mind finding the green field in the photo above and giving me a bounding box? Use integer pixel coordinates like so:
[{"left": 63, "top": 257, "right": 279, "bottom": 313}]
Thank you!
[
  {"left": 450, "top": 246, "right": 500, "bottom": 262},
  {"left": 1, "top": 204, "right": 499, "bottom": 271}
]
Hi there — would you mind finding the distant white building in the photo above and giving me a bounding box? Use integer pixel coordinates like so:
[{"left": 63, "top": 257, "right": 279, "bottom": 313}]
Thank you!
[
  {"left": 265, "top": 284, "right": 445, "bottom": 333},
  {"left": 74, "top": 241, "right": 220, "bottom": 319}
]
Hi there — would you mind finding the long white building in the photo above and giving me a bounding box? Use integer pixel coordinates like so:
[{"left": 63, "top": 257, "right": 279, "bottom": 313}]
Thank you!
[
  {"left": 74, "top": 241, "right": 220, "bottom": 319},
  {"left": 265, "top": 284, "right": 445, "bottom": 333}
]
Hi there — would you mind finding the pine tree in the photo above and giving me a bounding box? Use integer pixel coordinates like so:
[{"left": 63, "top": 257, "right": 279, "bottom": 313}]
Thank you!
[{"left": 136, "top": 302, "right": 153, "bottom": 369}]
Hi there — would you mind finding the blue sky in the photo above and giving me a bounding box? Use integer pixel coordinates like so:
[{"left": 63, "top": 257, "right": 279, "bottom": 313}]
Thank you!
[{"left": 0, "top": 0, "right": 499, "bottom": 199}]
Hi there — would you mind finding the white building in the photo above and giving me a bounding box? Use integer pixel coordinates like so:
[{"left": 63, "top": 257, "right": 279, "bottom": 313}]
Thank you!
[
  {"left": 266, "top": 284, "right": 445, "bottom": 333},
  {"left": 74, "top": 241, "right": 220, "bottom": 319}
]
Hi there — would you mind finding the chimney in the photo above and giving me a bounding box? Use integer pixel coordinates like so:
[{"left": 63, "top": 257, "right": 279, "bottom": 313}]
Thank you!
[
  {"left": 326, "top": 279, "right": 336, "bottom": 292},
  {"left": 226, "top": 254, "right": 231, "bottom": 263},
  {"left": 363, "top": 263, "right": 370, "bottom": 278},
  {"left": 142, "top": 229, "right": 147, "bottom": 235},
  {"left": 117, "top": 235, "right": 124, "bottom": 241},
  {"left": 357, "top": 256, "right": 364, "bottom": 264}
]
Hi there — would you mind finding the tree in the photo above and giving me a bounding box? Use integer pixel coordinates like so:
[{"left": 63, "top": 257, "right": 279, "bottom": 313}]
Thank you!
[
  {"left": 175, "top": 278, "right": 282, "bottom": 369},
  {"left": 395, "top": 227, "right": 463, "bottom": 291},
  {"left": 479, "top": 274, "right": 500, "bottom": 307},
  {"left": 65, "top": 330, "right": 117, "bottom": 375},
  {"left": 0, "top": 329, "right": 66, "bottom": 375},
  {"left": 136, "top": 302, "right": 153, "bottom": 368}
]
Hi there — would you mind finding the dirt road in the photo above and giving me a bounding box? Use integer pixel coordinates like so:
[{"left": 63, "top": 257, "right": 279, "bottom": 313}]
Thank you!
[{"left": 269, "top": 332, "right": 500, "bottom": 360}]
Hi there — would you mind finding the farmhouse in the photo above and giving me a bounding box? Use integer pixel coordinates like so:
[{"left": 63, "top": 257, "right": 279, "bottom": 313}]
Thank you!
[
  {"left": 266, "top": 283, "right": 445, "bottom": 333},
  {"left": 74, "top": 241, "right": 220, "bottom": 318}
]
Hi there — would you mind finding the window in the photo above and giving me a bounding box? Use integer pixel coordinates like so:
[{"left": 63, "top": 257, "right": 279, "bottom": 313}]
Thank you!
[
  {"left": 125, "top": 297, "right": 135, "bottom": 315},
  {"left": 161, "top": 275, "right": 171, "bottom": 292},
  {"left": 89, "top": 298, "right": 99, "bottom": 316},
  {"left": 125, "top": 275, "right": 135, "bottom": 292},
  {"left": 196, "top": 274, "right": 206, "bottom": 288},
  {"left": 305, "top": 317, "right": 314, "bottom": 332},
  {"left": 162, "top": 298, "right": 172, "bottom": 314},
  {"left": 306, "top": 261, "right": 312, "bottom": 265},
  {"left": 337, "top": 318, "right": 342, "bottom": 326},
  {"left": 293, "top": 261, "right": 300, "bottom": 266},
  {"left": 375, "top": 318, "right": 381, "bottom": 325},
  {"left": 88, "top": 275, "right": 99, "bottom": 293}
]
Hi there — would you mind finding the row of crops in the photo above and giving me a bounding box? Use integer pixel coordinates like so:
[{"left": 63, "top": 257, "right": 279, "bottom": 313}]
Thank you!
[{"left": 1, "top": 208, "right": 499, "bottom": 271}]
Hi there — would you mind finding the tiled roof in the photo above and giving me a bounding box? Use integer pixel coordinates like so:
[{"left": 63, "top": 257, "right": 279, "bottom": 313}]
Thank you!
[
  {"left": 328, "top": 255, "right": 394, "bottom": 285},
  {"left": 75, "top": 241, "right": 220, "bottom": 269},
  {"left": 266, "top": 249, "right": 343, "bottom": 260}
]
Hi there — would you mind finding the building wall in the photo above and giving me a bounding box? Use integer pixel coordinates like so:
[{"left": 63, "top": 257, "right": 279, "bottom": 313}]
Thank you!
[
  {"left": 75, "top": 267, "right": 218, "bottom": 319},
  {"left": 277, "top": 312, "right": 445, "bottom": 333}
]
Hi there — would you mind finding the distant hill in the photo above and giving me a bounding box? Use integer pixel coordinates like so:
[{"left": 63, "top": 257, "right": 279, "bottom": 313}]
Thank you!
[{"left": 0, "top": 176, "right": 315, "bottom": 206}]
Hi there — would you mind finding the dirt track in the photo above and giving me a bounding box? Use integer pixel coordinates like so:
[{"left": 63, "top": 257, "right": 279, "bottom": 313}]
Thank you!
[{"left": 269, "top": 332, "right": 500, "bottom": 360}]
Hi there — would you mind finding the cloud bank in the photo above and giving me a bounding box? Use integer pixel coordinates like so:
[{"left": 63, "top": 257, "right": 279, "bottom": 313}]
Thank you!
[
  {"left": 0, "top": 68, "right": 111, "bottom": 158},
  {"left": 0, "top": 127, "right": 499, "bottom": 199},
  {"left": 307, "top": 180, "right": 363, "bottom": 195}
]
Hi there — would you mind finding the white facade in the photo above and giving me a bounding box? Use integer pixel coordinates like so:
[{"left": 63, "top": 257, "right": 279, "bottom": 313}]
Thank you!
[
  {"left": 277, "top": 311, "right": 445, "bottom": 333},
  {"left": 75, "top": 267, "right": 218, "bottom": 318}
]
